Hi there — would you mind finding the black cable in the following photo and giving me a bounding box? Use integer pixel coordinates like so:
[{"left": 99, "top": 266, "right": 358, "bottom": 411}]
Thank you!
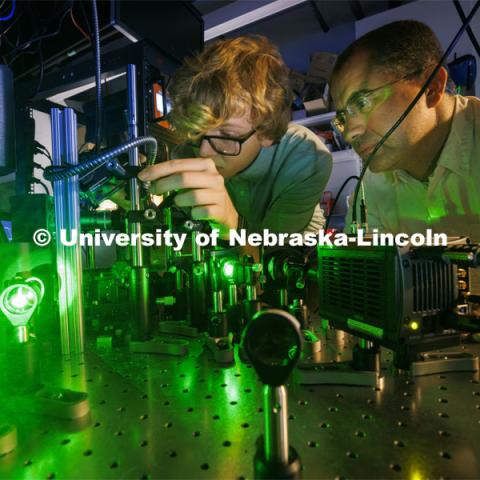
[
  {"left": 350, "top": 0, "right": 480, "bottom": 232},
  {"left": 303, "top": 175, "right": 361, "bottom": 263},
  {"left": 31, "top": 179, "right": 49, "bottom": 194},
  {"left": 35, "top": 152, "right": 51, "bottom": 164},
  {"left": 453, "top": 0, "right": 480, "bottom": 58},
  {"left": 91, "top": 0, "right": 102, "bottom": 153},
  {"left": 35, "top": 41, "right": 44, "bottom": 96},
  {"left": 34, "top": 140, "right": 52, "bottom": 159},
  {"left": 34, "top": 141, "right": 52, "bottom": 165},
  {"left": 0, "top": 4, "right": 22, "bottom": 40},
  {"left": 6, "top": 48, "right": 35, "bottom": 65},
  {"left": 6, "top": 6, "right": 71, "bottom": 61},
  {"left": 324, "top": 175, "right": 359, "bottom": 229}
]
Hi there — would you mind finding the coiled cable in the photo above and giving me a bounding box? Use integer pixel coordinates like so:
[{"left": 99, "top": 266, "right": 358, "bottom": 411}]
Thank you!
[{"left": 44, "top": 136, "right": 157, "bottom": 182}]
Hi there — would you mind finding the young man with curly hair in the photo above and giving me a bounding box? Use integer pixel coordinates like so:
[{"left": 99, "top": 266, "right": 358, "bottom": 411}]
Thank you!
[
  {"left": 139, "top": 36, "right": 332, "bottom": 235},
  {"left": 330, "top": 20, "right": 480, "bottom": 240}
]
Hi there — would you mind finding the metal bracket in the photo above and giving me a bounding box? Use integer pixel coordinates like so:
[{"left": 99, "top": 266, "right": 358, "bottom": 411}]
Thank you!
[
  {"left": 158, "top": 321, "right": 199, "bottom": 338},
  {"left": 129, "top": 337, "right": 189, "bottom": 356},
  {"left": 296, "top": 361, "right": 383, "bottom": 387},
  {"left": 411, "top": 351, "right": 479, "bottom": 376},
  {"left": 205, "top": 336, "right": 235, "bottom": 364}
]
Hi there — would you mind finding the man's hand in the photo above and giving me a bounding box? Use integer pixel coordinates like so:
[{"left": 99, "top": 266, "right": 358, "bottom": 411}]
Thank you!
[{"left": 138, "top": 158, "right": 239, "bottom": 232}]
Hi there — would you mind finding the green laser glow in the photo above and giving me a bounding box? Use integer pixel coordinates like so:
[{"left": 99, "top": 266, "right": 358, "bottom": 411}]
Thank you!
[
  {"left": 222, "top": 261, "right": 236, "bottom": 279},
  {"left": 4, "top": 286, "right": 37, "bottom": 314}
]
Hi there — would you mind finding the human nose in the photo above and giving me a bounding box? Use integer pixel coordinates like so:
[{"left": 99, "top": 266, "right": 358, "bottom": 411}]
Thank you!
[
  {"left": 199, "top": 139, "right": 216, "bottom": 157},
  {"left": 342, "top": 114, "right": 367, "bottom": 145}
]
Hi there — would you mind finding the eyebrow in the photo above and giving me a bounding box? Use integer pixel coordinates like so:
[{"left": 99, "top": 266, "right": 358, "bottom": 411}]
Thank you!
[{"left": 218, "top": 127, "right": 243, "bottom": 136}]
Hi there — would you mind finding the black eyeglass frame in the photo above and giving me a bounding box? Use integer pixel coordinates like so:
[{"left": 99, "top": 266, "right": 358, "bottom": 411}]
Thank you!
[
  {"left": 331, "top": 69, "right": 424, "bottom": 134},
  {"left": 188, "top": 129, "right": 257, "bottom": 156}
]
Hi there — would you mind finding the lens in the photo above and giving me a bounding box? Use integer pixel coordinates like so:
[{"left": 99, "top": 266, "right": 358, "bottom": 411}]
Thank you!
[
  {"left": 2, "top": 285, "right": 37, "bottom": 314},
  {"left": 246, "top": 311, "right": 301, "bottom": 367},
  {"left": 210, "top": 138, "right": 240, "bottom": 155},
  {"left": 331, "top": 117, "right": 345, "bottom": 135},
  {"left": 354, "top": 95, "right": 374, "bottom": 114},
  {"left": 221, "top": 260, "right": 236, "bottom": 279}
]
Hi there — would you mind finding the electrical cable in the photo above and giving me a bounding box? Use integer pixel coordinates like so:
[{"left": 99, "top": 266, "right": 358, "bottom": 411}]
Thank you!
[
  {"left": 350, "top": 0, "right": 480, "bottom": 232},
  {"left": 34, "top": 141, "right": 52, "bottom": 161},
  {"left": 6, "top": 6, "right": 71, "bottom": 63},
  {"left": 31, "top": 179, "right": 49, "bottom": 194},
  {"left": 91, "top": 0, "right": 103, "bottom": 153},
  {"left": 79, "top": 0, "right": 93, "bottom": 36},
  {"left": 324, "top": 175, "right": 359, "bottom": 230},
  {"left": 35, "top": 42, "right": 44, "bottom": 95},
  {"left": 0, "top": 5, "right": 21, "bottom": 37},
  {"left": 0, "top": 0, "right": 15, "bottom": 22},
  {"left": 303, "top": 174, "right": 360, "bottom": 263},
  {"left": 453, "top": 0, "right": 480, "bottom": 58},
  {"left": 43, "top": 136, "right": 158, "bottom": 181},
  {"left": 70, "top": 7, "right": 90, "bottom": 41},
  {"left": 6, "top": 48, "right": 35, "bottom": 65}
]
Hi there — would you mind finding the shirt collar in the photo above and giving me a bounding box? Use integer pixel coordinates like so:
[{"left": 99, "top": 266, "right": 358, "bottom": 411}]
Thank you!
[
  {"left": 383, "top": 95, "right": 470, "bottom": 184},
  {"left": 435, "top": 95, "right": 470, "bottom": 177},
  {"left": 228, "top": 143, "right": 277, "bottom": 183}
]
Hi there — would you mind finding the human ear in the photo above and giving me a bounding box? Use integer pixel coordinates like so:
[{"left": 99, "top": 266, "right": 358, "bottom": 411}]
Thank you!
[{"left": 425, "top": 66, "right": 448, "bottom": 108}]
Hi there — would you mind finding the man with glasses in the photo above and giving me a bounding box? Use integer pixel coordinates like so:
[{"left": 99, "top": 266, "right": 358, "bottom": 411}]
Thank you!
[
  {"left": 330, "top": 20, "right": 480, "bottom": 240},
  {"left": 139, "top": 36, "right": 332, "bottom": 236}
]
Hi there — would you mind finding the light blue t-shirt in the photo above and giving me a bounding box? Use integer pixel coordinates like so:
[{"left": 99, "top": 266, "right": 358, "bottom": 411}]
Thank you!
[{"left": 226, "top": 123, "right": 332, "bottom": 234}]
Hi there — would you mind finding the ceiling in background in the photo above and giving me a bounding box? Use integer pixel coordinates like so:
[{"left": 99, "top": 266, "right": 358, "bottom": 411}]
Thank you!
[
  {"left": 193, "top": 0, "right": 417, "bottom": 36},
  {"left": 193, "top": 0, "right": 237, "bottom": 15}
]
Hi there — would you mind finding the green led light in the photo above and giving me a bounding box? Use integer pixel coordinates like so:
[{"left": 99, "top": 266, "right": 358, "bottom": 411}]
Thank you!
[
  {"left": 222, "top": 260, "right": 236, "bottom": 279},
  {"left": 410, "top": 321, "right": 419, "bottom": 331}
]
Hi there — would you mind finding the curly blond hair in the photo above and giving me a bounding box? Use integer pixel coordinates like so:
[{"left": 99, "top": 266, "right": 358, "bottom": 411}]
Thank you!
[{"left": 168, "top": 35, "right": 292, "bottom": 142}]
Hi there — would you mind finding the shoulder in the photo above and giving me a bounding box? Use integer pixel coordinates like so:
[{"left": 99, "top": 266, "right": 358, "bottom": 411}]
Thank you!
[
  {"left": 272, "top": 123, "right": 332, "bottom": 171},
  {"left": 280, "top": 123, "right": 331, "bottom": 153},
  {"left": 455, "top": 94, "right": 480, "bottom": 122},
  {"left": 258, "top": 124, "right": 332, "bottom": 194},
  {"left": 449, "top": 95, "right": 480, "bottom": 173},
  {"left": 459, "top": 94, "right": 480, "bottom": 108}
]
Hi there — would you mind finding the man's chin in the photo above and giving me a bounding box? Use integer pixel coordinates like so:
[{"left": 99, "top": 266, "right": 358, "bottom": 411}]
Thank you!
[
  {"left": 368, "top": 162, "right": 385, "bottom": 173},
  {"left": 216, "top": 166, "right": 229, "bottom": 179},
  {"left": 366, "top": 155, "right": 394, "bottom": 173}
]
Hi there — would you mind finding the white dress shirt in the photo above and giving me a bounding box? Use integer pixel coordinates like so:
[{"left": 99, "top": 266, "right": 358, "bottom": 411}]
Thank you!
[{"left": 347, "top": 95, "right": 480, "bottom": 241}]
